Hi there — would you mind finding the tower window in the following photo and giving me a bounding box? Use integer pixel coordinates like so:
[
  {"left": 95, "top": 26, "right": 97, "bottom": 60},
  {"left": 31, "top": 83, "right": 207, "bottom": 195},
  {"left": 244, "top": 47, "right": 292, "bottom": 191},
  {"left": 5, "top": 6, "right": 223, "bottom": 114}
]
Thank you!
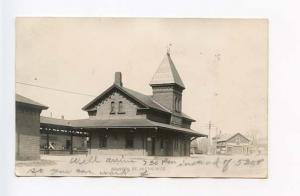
[
  {"left": 174, "top": 97, "right": 178, "bottom": 112},
  {"left": 174, "top": 97, "right": 181, "bottom": 112},
  {"left": 110, "top": 101, "right": 116, "bottom": 114}
]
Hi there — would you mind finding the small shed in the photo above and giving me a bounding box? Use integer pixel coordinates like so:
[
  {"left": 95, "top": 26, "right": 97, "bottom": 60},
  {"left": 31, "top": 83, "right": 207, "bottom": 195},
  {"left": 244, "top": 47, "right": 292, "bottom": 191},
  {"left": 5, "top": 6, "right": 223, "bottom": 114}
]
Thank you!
[{"left": 16, "top": 94, "right": 48, "bottom": 160}]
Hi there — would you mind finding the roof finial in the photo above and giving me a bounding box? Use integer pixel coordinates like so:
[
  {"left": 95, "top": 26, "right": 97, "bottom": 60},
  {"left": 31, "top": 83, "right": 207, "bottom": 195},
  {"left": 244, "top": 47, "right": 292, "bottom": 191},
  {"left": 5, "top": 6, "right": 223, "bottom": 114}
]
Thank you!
[{"left": 167, "top": 43, "right": 172, "bottom": 55}]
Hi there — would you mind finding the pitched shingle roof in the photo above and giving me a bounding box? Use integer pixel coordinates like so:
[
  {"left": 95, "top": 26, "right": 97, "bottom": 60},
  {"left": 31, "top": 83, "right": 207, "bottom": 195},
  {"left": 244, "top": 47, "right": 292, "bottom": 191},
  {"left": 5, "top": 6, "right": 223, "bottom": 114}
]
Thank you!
[
  {"left": 149, "top": 52, "right": 185, "bottom": 89},
  {"left": 122, "top": 87, "right": 195, "bottom": 121},
  {"left": 82, "top": 84, "right": 195, "bottom": 121},
  {"left": 213, "top": 133, "right": 250, "bottom": 142},
  {"left": 121, "top": 86, "right": 170, "bottom": 113},
  {"left": 16, "top": 94, "right": 48, "bottom": 110},
  {"left": 82, "top": 84, "right": 169, "bottom": 113}
]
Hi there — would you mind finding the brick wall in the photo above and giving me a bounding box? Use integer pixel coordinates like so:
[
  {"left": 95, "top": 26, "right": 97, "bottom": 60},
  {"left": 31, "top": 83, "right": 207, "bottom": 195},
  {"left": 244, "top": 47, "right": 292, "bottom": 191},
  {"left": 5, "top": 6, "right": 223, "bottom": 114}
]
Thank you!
[
  {"left": 16, "top": 105, "right": 41, "bottom": 160},
  {"left": 88, "top": 129, "right": 192, "bottom": 156},
  {"left": 89, "top": 129, "right": 146, "bottom": 156},
  {"left": 152, "top": 85, "right": 183, "bottom": 112}
]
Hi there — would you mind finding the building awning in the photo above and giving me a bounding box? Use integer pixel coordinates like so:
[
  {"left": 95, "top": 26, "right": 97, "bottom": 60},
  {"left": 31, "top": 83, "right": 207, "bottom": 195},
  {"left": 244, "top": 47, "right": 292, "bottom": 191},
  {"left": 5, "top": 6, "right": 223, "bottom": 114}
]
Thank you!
[{"left": 40, "top": 117, "right": 206, "bottom": 137}]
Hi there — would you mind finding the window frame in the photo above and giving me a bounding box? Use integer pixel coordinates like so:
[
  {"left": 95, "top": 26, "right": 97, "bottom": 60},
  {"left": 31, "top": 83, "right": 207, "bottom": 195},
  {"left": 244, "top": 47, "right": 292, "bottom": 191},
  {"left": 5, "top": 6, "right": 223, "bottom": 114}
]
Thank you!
[
  {"left": 125, "top": 133, "right": 134, "bottom": 149},
  {"left": 174, "top": 136, "right": 179, "bottom": 150},
  {"left": 160, "top": 137, "right": 164, "bottom": 150},
  {"left": 118, "top": 101, "right": 125, "bottom": 114},
  {"left": 99, "top": 134, "right": 107, "bottom": 148},
  {"left": 110, "top": 101, "right": 116, "bottom": 114}
]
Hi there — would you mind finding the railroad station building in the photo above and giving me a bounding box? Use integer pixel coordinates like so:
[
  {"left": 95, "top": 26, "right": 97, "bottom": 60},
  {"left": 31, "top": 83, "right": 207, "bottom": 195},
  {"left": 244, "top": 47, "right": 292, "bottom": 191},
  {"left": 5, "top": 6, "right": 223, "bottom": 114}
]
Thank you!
[{"left": 16, "top": 52, "right": 207, "bottom": 158}]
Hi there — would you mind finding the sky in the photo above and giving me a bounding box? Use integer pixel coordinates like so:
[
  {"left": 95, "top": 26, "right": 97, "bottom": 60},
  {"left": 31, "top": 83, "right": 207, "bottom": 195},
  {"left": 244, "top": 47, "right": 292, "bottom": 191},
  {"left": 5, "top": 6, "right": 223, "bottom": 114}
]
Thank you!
[{"left": 15, "top": 18, "right": 268, "bottom": 138}]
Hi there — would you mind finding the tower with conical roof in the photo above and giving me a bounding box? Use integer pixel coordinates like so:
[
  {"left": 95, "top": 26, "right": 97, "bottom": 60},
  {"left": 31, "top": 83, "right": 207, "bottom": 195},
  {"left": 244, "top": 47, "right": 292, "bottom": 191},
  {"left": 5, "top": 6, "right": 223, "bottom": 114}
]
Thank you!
[{"left": 150, "top": 51, "right": 185, "bottom": 113}]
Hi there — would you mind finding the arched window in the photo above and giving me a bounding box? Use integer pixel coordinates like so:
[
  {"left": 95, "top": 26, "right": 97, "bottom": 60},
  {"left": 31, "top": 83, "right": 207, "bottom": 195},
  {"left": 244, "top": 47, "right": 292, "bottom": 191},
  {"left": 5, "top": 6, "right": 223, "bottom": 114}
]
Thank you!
[
  {"left": 118, "top": 101, "right": 125, "bottom": 114},
  {"left": 178, "top": 98, "right": 181, "bottom": 112},
  {"left": 110, "top": 101, "right": 115, "bottom": 114}
]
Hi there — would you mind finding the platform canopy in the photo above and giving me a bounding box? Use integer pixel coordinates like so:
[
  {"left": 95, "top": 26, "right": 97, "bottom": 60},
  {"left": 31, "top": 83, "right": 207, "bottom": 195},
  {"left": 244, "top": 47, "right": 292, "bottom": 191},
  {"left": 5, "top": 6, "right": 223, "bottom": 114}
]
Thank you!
[{"left": 40, "top": 117, "right": 206, "bottom": 137}]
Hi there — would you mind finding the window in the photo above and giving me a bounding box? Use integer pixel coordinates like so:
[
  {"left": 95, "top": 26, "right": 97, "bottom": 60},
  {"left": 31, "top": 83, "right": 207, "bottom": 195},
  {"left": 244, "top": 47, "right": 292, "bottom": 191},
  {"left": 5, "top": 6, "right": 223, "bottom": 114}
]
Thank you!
[
  {"left": 125, "top": 133, "right": 134, "bottom": 149},
  {"left": 174, "top": 97, "right": 181, "bottom": 112},
  {"left": 160, "top": 137, "right": 164, "bottom": 149},
  {"left": 110, "top": 101, "right": 116, "bottom": 114},
  {"left": 174, "top": 136, "right": 179, "bottom": 150},
  {"left": 118, "top": 101, "right": 125, "bottom": 114},
  {"left": 236, "top": 137, "right": 241, "bottom": 145},
  {"left": 99, "top": 135, "right": 107, "bottom": 148},
  {"left": 174, "top": 97, "right": 178, "bottom": 111},
  {"left": 88, "top": 110, "right": 97, "bottom": 116}
]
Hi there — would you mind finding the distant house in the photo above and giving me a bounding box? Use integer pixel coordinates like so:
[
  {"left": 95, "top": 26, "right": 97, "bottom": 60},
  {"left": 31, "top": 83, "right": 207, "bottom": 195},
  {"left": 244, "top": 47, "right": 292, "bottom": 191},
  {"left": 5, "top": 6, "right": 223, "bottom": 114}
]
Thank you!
[
  {"left": 191, "top": 137, "right": 209, "bottom": 154},
  {"left": 23, "top": 51, "right": 207, "bottom": 157},
  {"left": 16, "top": 94, "right": 48, "bottom": 160},
  {"left": 213, "top": 133, "right": 252, "bottom": 155}
]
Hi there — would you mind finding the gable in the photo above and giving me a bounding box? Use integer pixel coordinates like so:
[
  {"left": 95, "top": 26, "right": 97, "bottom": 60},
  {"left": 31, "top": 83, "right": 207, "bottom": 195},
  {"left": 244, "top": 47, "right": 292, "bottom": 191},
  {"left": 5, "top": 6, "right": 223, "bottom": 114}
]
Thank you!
[
  {"left": 82, "top": 85, "right": 147, "bottom": 111},
  {"left": 227, "top": 133, "right": 250, "bottom": 144},
  {"left": 93, "top": 90, "right": 145, "bottom": 119},
  {"left": 82, "top": 84, "right": 195, "bottom": 123}
]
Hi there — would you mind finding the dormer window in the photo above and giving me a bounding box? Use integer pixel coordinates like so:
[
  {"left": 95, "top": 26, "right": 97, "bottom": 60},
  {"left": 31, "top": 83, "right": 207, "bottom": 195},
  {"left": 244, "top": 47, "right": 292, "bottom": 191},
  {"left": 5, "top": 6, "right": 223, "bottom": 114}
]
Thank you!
[
  {"left": 118, "top": 101, "right": 125, "bottom": 114},
  {"left": 110, "top": 101, "right": 116, "bottom": 114},
  {"left": 88, "top": 110, "right": 97, "bottom": 116}
]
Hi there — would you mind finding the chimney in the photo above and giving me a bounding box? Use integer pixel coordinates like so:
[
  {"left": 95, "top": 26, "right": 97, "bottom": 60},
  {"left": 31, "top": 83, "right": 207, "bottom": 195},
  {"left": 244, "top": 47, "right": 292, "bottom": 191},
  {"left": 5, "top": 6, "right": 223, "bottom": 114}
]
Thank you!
[{"left": 114, "top": 72, "right": 123, "bottom": 86}]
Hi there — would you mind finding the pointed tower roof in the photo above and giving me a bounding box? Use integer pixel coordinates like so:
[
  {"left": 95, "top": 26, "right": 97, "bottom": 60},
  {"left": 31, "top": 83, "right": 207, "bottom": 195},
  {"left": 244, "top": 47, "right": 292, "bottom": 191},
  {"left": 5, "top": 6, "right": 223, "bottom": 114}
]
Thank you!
[{"left": 149, "top": 52, "right": 185, "bottom": 89}]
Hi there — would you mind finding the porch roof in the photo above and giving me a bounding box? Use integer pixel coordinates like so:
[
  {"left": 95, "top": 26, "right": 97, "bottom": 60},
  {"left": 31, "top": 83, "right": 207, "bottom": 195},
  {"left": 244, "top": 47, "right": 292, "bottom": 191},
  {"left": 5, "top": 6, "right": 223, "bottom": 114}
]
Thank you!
[{"left": 40, "top": 116, "right": 206, "bottom": 137}]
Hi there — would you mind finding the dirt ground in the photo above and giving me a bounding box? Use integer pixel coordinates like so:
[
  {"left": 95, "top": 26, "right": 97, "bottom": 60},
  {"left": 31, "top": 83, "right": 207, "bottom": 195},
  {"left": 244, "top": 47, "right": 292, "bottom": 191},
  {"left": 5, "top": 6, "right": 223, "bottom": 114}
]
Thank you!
[{"left": 15, "top": 154, "right": 267, "bottom": 178}]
